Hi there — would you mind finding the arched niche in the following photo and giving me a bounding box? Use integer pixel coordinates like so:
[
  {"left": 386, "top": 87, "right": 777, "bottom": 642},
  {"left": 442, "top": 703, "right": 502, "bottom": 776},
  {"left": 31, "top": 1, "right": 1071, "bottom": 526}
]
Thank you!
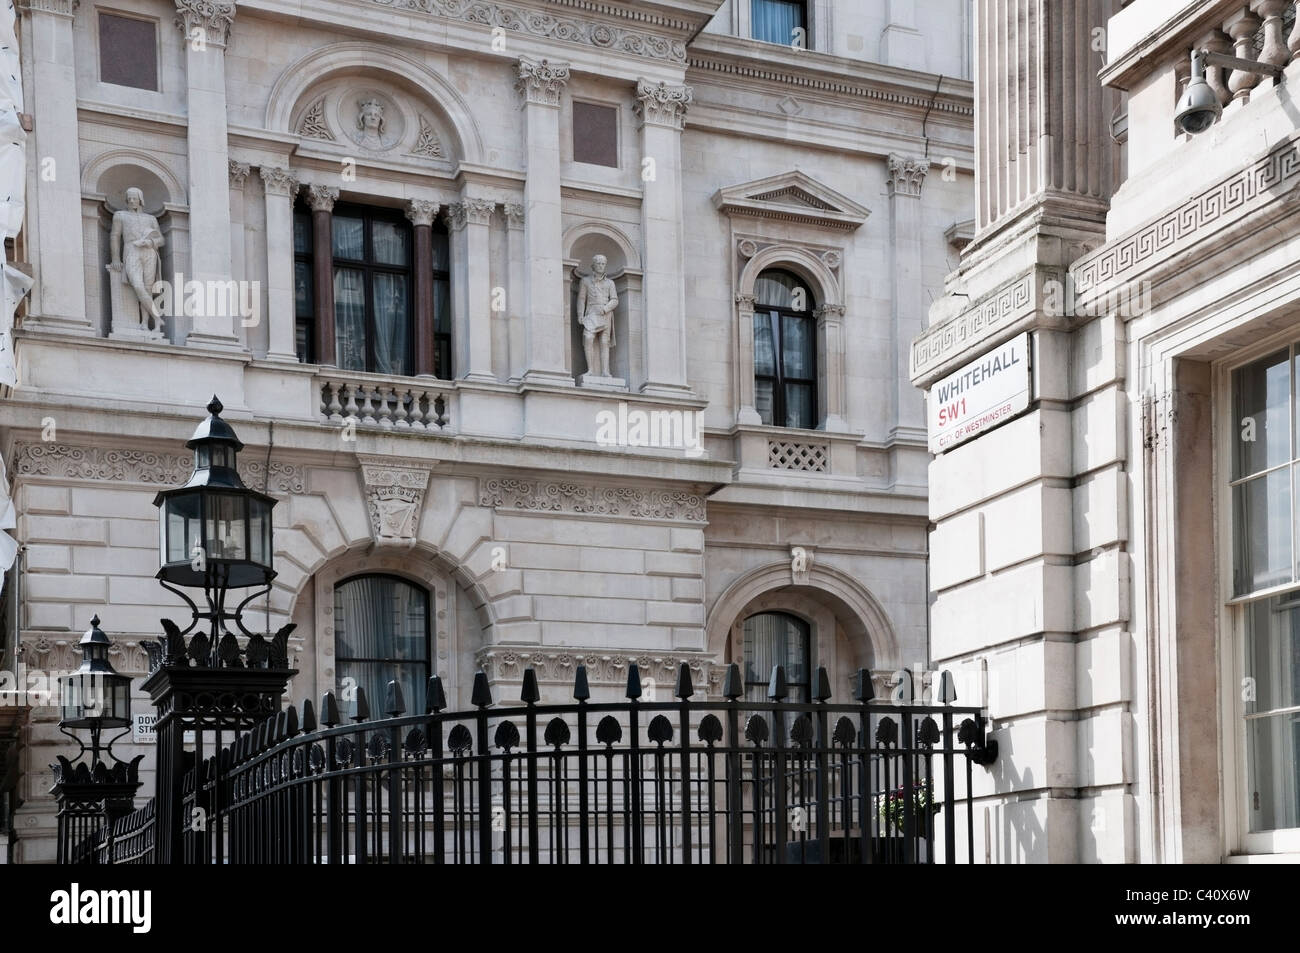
[
  {"left": 564, "top": 222, "right": 642, "bottom": 387},
  {"left": 266, "top": 43, "right": 485, "bottom": 167},
  {"left": 82, "top": 151, "right": 188, "bottom": 341}
]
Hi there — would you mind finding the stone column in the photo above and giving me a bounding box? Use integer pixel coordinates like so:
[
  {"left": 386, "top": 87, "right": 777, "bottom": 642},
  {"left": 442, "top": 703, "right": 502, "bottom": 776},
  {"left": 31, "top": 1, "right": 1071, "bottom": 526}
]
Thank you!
[
  {"left": 228, "top": 161, "right": 250, "bottom": 344},
  {"left": 887, "top": 153, "right": 929, "bottom": 441},
  {"left": 447, "top": 199, "right": 495, "bottom": 383},
  {"left": 405, "top": 199, "right": 440, "bottom": 377},
  {"left": 20, "top": 0, "right": 88, "bottom": 333},
  {"left": 305, "top": 184, "right": 338, "bottom": 367},
  {"left": 814, "top": 304, "right": 848, "bottom": 432},
  {"left": 516, "top": 57, "right": 572, "bottom": 386},
  {"left": 634, "top": 79, "right": 692, "bottom": 398},
  {"left": 504, "top": 202, "right": 527, "bottom": 383},
  {"left": 174, "top": 0, "right": 240, "bottom": 349},
  {"left": 259, "top": 165, "right": 299, "bottom": 363},
  {"left": 734, "top": 293, "right": 762, "bottom": 425}
]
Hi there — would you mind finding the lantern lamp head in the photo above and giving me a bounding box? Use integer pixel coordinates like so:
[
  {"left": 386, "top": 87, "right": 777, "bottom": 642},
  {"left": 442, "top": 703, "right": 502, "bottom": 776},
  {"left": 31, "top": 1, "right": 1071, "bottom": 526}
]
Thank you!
[{"left": 153, "top": 396, "right": 277, "bottom": 590}]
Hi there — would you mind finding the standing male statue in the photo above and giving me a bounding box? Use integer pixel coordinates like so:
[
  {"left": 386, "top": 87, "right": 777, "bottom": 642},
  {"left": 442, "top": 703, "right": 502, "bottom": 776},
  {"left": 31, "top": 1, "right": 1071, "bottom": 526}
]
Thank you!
[
  {"left": 109, "top": 187, "right": 164, "bottom": 324},
  {"left": 577, "top": 254, "right": 618, "bottom": 379}
]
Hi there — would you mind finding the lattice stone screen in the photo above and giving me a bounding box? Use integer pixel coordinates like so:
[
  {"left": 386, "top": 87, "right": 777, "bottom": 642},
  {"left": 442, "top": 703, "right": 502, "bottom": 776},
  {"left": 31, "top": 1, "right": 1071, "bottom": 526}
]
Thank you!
[{"left": 767, "top": 440, "right": 829, "bottom": 472}]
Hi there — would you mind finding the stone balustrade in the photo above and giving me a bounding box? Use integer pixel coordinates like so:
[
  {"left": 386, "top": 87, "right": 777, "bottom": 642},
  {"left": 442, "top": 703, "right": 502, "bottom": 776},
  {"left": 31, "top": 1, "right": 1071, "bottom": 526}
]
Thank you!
[
  {"left": 1192, "top": 0, "right": 1297, "bottom": 107},
  {"left": 317, "top": 374, "right": 453, "bottom": 432}
]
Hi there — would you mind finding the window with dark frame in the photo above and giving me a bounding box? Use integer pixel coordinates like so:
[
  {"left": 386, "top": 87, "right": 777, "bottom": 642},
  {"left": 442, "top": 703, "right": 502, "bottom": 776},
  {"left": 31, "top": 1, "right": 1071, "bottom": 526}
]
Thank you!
[
  {"left": 751, "top": 0, "right": 808, "bottom": 48},
  {"left": 742, "top": 611, "right": 812, "bottom": 704},
  {"left": 572, "top": 101, "right": 619, "bottom": 168},
  {"left": 98, "top": 12, "right": 159, "bottom": 91},
  {"left": 294, "top": 201, "right": 451, "bottom": 376},
  {"left": 334, "top": 574, "right": 431, "bottom": 715},
  {"left": 753, "top": 269, "right": 817, "bottom": 429}
]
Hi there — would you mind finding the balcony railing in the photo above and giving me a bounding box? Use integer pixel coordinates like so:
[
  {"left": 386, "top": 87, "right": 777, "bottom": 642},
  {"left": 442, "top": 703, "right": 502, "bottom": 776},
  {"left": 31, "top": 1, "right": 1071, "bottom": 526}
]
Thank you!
[
  {"left": 74, "top": 663, "right": 998, "bottom": 865},
  {"left": 317, "top": 372, "right": 454, "bottom": 433}
]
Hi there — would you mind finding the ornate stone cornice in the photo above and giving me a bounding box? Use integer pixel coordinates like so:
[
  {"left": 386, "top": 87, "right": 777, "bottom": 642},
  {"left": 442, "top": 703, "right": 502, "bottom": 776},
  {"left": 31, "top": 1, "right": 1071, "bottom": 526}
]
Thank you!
[
  {"left": 887, "top": 153, "right": 929, "bottom": 197},
  {"left": 405, "top": 199, "right": 441, "bottom": 228},
  {"left": 304, "top": 183, "right": 339, "bottom": 213},
  {"left": 228, "top": 161, "right": 251, "bottom": 188},
  {"left": 357, "top": 455, "right": 433, "bottom": 544},
  {"left": 634, "top": 79, "right": 692, "bottom": 130},
  {"left": 479, "top": 477, "right": 706, "bottom": 522},
  {"left": 13, "top": 442, "right": 306, "bottom": 493},
  {"left": 259, "top": 165, "right": 299, "bottom": 197},
  {"left": 446, "top": 199, "right": 495, "bottom": 230},
  {"left": 476, "top": 647, "right": 724, "bottom": 694},
  {"left": 516, "top": 56, "right": 571, "bottom": 107},
  {"left": 174, "top": 0, "right": 235, "bottom": 48},
  {"left": 18, "top": 0, "right": 79, "bottom": 18},
  {"left": 371, "top": 0, "right": 687, "bottom": 63},
  {"left": 503, "top": 203, "right": 526, "bottom": 229}
]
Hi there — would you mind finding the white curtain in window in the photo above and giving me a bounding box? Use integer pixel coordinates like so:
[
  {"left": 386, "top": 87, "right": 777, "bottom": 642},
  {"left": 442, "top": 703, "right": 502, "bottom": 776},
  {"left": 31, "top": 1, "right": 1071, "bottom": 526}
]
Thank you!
[
  {"left": 751, "top": 0, "right": 804, "bottom": 45},
  {"left": 371, "top": 273, "right": 409, "bottom": 376},
  {"left": 334, "top": 267, "right": 366, "bottom": 370}
]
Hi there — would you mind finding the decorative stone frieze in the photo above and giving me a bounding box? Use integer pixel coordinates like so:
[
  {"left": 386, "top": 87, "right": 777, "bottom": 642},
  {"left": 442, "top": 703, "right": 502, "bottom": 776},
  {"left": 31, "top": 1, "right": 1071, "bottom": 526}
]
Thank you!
[
  {"left": 173, "top": 0, "right": 235, "bottom": 48},
  {"left": 12, "top": 442, "right": 305, "bottom": 493},
  {"left": 358, "top": 456, "right": 434, "bottom": 544},
  {"left": 373, "top": 0, "right": 687, "bottom": 63},
  {"left": 887, "top": 153, "right": 929, "bottom": 197},
  {"left": 476, "top": 647, "right": 723, "bottom": 694},
  {"left": 633, "top": 79, "right": 692, "bottom": 130},
  {"left": 258, "top": 165, "right": 298, "bottom": 197},
  {"left": 910, "top": 270, "right": 1037, "bottom": 379},
  {"left": 515, "top": 56, "right": 570, "bottom": 107},
  {"left": 18, "top": 0, "right": 79, "bottom": 16},
  {"left": 478, "top": 477, "right": 706, "bottom": 522}
]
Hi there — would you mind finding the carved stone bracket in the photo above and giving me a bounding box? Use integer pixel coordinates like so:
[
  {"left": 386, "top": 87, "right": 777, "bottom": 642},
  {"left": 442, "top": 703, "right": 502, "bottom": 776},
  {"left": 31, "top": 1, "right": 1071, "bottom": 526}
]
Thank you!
[
  {"left": 887, "top": 153, "right": 929, "bottom": 197},
  {"left": 634, "top": 79, "right": 693, "bottom": 130},
  {"left": 516, "top": 56, "right": 571, "bottom": 107},
  {"left": 358, "top": 455, "right": 434, "bottom": 544},
  {"left": 174, "top": 0, "right": 235, "bottom": 48}
]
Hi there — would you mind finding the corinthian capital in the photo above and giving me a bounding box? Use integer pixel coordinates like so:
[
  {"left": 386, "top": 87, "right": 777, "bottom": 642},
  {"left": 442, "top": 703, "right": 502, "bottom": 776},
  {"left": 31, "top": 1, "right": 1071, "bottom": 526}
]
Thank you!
[
  {"left": 304, "top": 183, "right": 339, "bottom": 213},
  {"left": 405, "top": 199, "right": 441, "bottom": 228},
  {"left": 516, "top": 56, "right": 571, "bottom": 107},
  {"left": 174, "top": 0, "right": 235, "bottom": 48},
  {"left": 887, "top": 154, "right": 929, "bottom": 197},
  {"left": 446, "top": 199, "right": 495, "bottom": 231},
  {"left": 259, "top": 166, "right": 299, "bottom": 197},
  {"left": 634, "top": 79, "right": 693, "bottom": 130}
]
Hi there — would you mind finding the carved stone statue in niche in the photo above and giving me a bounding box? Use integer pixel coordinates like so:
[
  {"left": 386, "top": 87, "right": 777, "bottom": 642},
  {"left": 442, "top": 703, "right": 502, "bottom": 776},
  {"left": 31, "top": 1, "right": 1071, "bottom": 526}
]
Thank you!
[
  {"left": 353, "top": 98, "right": 390, "bottom": 151},
  {"left": 576, "top": 254, "right": 622, "bottom": 386},
  {"left": 106, "top": 187, "right": 165, "bottom": 339}
]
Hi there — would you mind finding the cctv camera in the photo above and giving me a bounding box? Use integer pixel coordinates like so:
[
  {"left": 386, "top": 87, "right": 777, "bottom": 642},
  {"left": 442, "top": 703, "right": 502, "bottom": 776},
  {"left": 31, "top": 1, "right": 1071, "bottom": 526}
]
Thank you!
[{"left": 1175, "top": 50, "right": 1223, "bottom": 135}]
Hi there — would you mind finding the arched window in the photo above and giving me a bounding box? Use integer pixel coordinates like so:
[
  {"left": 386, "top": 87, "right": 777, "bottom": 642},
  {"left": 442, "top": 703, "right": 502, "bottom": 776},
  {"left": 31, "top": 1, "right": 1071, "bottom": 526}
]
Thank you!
[
  {"left": 743, "top": 611, "right": 812, "bottom": 703},
  {"left": 334, "top": 574, "right": 430, "bottom": 713},
  {"left": 753, "top": 269, "right": 817, "bottom": 429}
]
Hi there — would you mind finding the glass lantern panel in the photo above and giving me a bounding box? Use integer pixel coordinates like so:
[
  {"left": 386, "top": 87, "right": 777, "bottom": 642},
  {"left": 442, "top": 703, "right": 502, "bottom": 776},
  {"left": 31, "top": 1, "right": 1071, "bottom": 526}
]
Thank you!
[
  {"left": 206, "top": 493, "right": 249, "bottom": 561},
  {"left": 196, "top": 446, "right": 211, "bottom": 469},
  {"left": 166, "top": 494, "right": 202, "bottom": 565},
  {"left": 249, "top": 499, "right": 271, "bottom": 566},
  {"left": 210, "top": 446, "right": 234, "bottom": 469},
  {"left": 109, "top": 677, "right": 131, "bottom": 724}
]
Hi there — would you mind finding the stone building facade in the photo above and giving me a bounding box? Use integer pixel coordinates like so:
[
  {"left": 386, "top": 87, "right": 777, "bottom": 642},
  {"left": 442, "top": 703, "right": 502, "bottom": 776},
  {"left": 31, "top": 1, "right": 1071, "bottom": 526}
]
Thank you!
[
  {"left": 914, "top": 0, "right": 1300, "bottom": 862},
  {"left": 0, "top": 0, "right": 973, "bottom": 862}
]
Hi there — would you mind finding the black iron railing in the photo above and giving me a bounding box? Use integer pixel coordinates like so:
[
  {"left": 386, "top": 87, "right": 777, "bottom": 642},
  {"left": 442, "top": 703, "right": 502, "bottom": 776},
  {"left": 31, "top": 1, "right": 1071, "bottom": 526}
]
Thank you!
[{"left": 152, "top": 663, "right": 995, "bottom": 865}]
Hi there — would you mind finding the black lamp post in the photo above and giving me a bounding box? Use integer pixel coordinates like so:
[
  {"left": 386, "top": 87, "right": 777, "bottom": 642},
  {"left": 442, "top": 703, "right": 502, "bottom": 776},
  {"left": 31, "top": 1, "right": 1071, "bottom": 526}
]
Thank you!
[
  {"left": 58, "top": 614, "right": 132, "bottom": 765},
  {"left": 152, "top": 395, "right": 280, "bottom": 668},
  {"left": 51, "top": 615, "right": 142, "bottom": 864}
]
